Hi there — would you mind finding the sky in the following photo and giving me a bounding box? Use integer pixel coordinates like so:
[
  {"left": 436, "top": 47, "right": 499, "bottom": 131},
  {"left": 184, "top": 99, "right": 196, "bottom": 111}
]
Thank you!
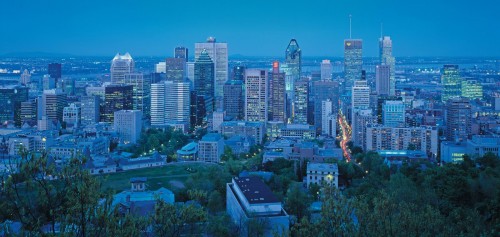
[{"left": 1, "top": 0, "right": 499, "bottom": 57}]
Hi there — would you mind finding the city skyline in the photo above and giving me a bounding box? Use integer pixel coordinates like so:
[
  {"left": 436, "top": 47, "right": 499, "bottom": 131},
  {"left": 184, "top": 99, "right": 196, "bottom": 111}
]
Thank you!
[{"left": 1, "top": 0, "right": 499, "bottom": 57}]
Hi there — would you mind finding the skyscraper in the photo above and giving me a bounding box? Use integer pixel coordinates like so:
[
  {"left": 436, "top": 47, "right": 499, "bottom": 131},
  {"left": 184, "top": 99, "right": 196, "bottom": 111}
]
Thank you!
[
  {"left": 19, "top": 69, "right": 31, "bottom": 85},
  {"left": 270, "top": 61, "right": 286, "bottom": 122},
  {"left": 42, "top": 89, "right": 67, "bottom": 123},
  {"left": 321, "top": 99, "right": 335, "bottom": 136},
  {"left": 195, "top": 37, "right": 228, "bottom": 109},
  {"left": 80, "top": 96, "right": 100, "bottom": 126},
  {"left": 174, "top": 46, "right": 188, "bottom": 61},
  {"left": 382, "top": 100, "right": 405, "bottom": 127},
  {"left": 293, "top": 77, "right": 309, "bottom": 124},
  {"left": 48, "top": 63, "right": 62, "bottom": 85},
  {"left": 150, "top": 80, "right": 190, "bottom": 126},
  {"left": 284, "top": 39, "right": 301, "bottom": 100},
  {"left": 245, "top": 69, "right": 268, "bottom": 122},
  {"left": 312, "top": 80, "right": 338, "bottom": 131},
  {"left": 110, "top": 53, "right": 134, "bottom": 84},
  {"left": 461, "top": 79, "right": 483, "bottom": 100},
  {"left": 344, "top": 39, "right": 363, "bottom": 93},
  {"left": 0, "top": 85, "right": 29, "bottom": 127},
  {"left": 351, "top": 80, "right": 370, "bottom": 109},
  {"left": 223, "top": 80, "right": 244, "bottom": 120},
  {"left": 103, "top": 84, "right": 133, "bottom": 122},
  {"left": 165, "top": 58, "right": 186, "bottom": 81},
  {"left": 376, "top": 65, "right": 390, "bottom": 96},
  {"left": 124, "top": 73, "right": 150, "bottom": 118},
  {"left": 320, "top": 60, "right": 333, "bottom": 81},
  {"left": 446, "top": 97, "right": 471, "bottom": 142},
  {"left": 379, "top": 36, "right": 396, "bottom": 95},
  {"left": 232, "top": 65, "right": 246, "bottom": 81},
  {"left": 194, "top": 49, "right": 215, "bottom": 101},
  {"left": 441, "top": 65, "right": 462, "bottom": 102},
  {"left": 114, "top": 110, "right": 142, "bottom": 144}
]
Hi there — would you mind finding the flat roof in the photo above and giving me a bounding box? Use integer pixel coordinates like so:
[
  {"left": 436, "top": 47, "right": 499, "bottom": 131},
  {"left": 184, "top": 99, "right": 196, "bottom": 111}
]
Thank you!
[{"left": 234, "top": 176, "right": 279, "bottom": 205}]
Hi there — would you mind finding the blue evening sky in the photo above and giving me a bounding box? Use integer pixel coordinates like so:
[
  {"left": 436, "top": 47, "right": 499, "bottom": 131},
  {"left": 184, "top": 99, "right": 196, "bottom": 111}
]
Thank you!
[{"left": 1, "top": 0, "right": 499, "bottom": 57}]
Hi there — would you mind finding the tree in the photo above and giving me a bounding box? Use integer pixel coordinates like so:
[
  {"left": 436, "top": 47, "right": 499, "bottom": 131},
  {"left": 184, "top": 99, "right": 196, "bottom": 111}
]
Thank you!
[
  {"left": 319, "top": 186, "right": 358, "bottom": 236},
  {"left": 207, "top": 191, "right": 224, "bottom": 213},
  {"left": 284, "top": 183, "right": 310, "bottom": 220},
  {"left": 150, "top": 201, "right": 207, "bottom": 237}
]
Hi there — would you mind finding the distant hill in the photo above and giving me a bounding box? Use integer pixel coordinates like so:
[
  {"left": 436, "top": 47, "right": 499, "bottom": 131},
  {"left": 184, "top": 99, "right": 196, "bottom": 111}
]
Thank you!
[{"left": 1, "top": 52, "right": 76, "bottom": 57}]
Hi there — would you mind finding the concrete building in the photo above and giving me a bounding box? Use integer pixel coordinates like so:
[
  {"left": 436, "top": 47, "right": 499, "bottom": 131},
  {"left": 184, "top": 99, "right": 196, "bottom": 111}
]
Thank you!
[
  {"left": 284, "top": 39, "right": 301, "bottom": 102},
  {"left": 270, "top": 61, "right": 286, "bottom": 122},
  {"left": 212, "top": 111, "right": 225, "bottom": 132},
  {"left": 150, "top": 80, "right": 190, "bottom": 126},
  {"left": 466, "top": 135, "right": 500, "bottom": 158},
  {"left": 165, "top": 57, "right": 186, "bottom": 81},
  {"left": 223, "top": 80, "right": 244, "bottom": 120},
  {"left": 221, "top": 121, "right": 265, "bottom": 145},
  {"left": 382, "top": 100, "right": 405, "bottom": 127},
  {"left": 19, "top": 69, "right": 31, "bottom": 85},
  {"left": 293, "top": 77, "right": 309, "bottom": 124},
  {"left": 176, "top": 142, "right": 198, "bottom": 161},
  {"left": 441, "top": 65, "right": 462, "bottom": 102},
  {"left": 352, "top": 109, "right": 377, "bottom": 148},
  {"left": 320, "top": 59, "right": 332, "bottom": 81},
  {"left": 124, "top": 73, "right": 150, "bottom": 118},
  {"left": 198, "top": 133, "right": 224, "bottom": 163},
  {"left": 245, "top": 69, "right": 268, "bottom": 122},
  {"left": 0, "top": 85, "right": 29, "bottom": 127},
  {"left": 280, "top": 124, "right": 316, "bottom": 140},
  {"left": 80, "top": 96, "right": 100, "bottom": 126},
  {"left": 114, "top": 110, "right": 142, "bottom": 144},
  {"left": 312, "top": 80, "right": 338, "bottom": 130},
  {"left": 440, "top": 141, "right": 467, "bottom": 163},
  {"left": 376, "top": 65, "right": 390, "bottom": 96},
  {"left": 344, "top": 39, "right": 363, "bottom": 93},
  {"left": 379, "top": 36, "right": 396, "bottom": 95},
  {"left": 174, "top": 46, "right": 188, "bottom": 61},
  {"left": 62, "top": 103, "right": 81, "bottom": 131},
  {"left": 41, "top": 89, "right": 67, "bottom": 123},
  {"left": 226, "top": 177, "right": 289, "bottom": 237},
  {"left": 445, "top": 97, "right": 471, "bottom": 142},
  {"left": 103, "top": 84, "right": 133, "bottom": 123},
  {"left": 111, "top": 53, "right": 134, "bottom": 84},
  {"left": 306, "top": 163, "right": 339, "bottom": 188},
  {"left": 461, "top": 80, "right": 483, "bottom": 100}
]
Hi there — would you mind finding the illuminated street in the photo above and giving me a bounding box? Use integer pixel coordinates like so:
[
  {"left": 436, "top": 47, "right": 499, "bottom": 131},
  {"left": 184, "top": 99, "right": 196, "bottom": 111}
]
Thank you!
[{"left": 338, "top": 109, "right": 352, "bottom": 162}]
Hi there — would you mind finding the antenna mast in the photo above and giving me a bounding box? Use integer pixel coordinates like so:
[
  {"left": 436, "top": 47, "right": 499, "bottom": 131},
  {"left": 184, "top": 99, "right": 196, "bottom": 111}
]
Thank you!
[{"left": 349, "top": 14, "right": 352, "bottom": 39}]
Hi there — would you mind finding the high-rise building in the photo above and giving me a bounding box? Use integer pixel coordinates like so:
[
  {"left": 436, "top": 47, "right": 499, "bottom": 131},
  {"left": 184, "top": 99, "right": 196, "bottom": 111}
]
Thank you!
[
  {"left": 351, "top": 79, "right": 370, "bottom": 109},
  {"left": 174, "top": 46, "right": 188, "bottom": 61},
  {"left": 270, "top": 61, "right": 286, "bottom": 122},
  {"left": 150, "top": 80, "right": 190, "bottom": 126},
  {"left": 198, "top": 133, "right": 224, "bottom": 163},
  {"left": 245, "top": 69, "right": 268, "bottom": 122},
  {"left": 376, "top": 65, "right": 390, "bottom": 95},
  {"left": 63, "top": 103, "right": 81, "bottom": 130},
  {"left": 344, "top": 39, "right": 363, "bottom": 93},
  {"left": 293, "top": 77, "right": 309, "bottom": 124},
  {"left": 165, "top": 58, "right": 186, "bottom": 81},
  {"left": 284, "top": 39, "right": 301, "bottom": 100},
  {"left": 190, "top": 91, "right": 211, "bottom": 129},
  {"left": 41, "top": 89, "right": 67, "bottom": 123},
  {"left": 48, "top": 63, "right": 62, "bottom": 85},
  {"left": 20, "top": 69, "right": 31, "bottom": 85},
  {"left": 195, "top": 37, "right": 228, "bottom": 109},
  {"left": 382, "top": 100, "right": 405, "bottom": 127},
  {"left": 0, "top": 85, "right": 29, "bottom": 127},
  {"left": 441, "top": 65, "right": 462, "bottom": 102},
  {"left": 80, "top": 96, "right": 100, "bottom": 126},
  {"left": 320, "top": 60, "right": 333, "bottom": 81},
  {"left": 124, "top": 73, "right": 150, "bottom": 118},
  {"left": 43, "top": 74, "right": 56, "bottom": 90},
  {"left": 379, "top": 36, "right": 396, "bottom": 95},
  {"left": 155, "top": 62, "right": 166, "bottom": 73},
  {"left": 232, "top": 65, "right": 245, "bottom": 81},
  {"left": 186, "top": 62, "right": 195, "bottom": 85},
  {"left": 461, "top": 80, "right": 483, "bottom": 100},
  {"left": 446, "top": 97, "right": 471, "bottom": 142},
  {"left": 321, "top": 99, "right": 335, "bottom": 136},
  {"left": 312, "top": 80, "right": 338, "bottom": 130},
  {"left": 223, "top": 80, "right": 244, "bottom": 120},
  {"left": 20, "top": 100, "right": 37, "bottom": 125},
  {"left": 194, "top": 49, "right": 215, "bottom": 101},
  {"left": 103, "top": 84, "right": 133, "bottom": 123},
  {"left": 110, "top": 53, "right": 134, "bottom": 84},
  {"left": 114, "top": 110, "right": 142, "bottom": 144},
  {"left": 352, "top": 109, "right": 377, "bottom": 148}
]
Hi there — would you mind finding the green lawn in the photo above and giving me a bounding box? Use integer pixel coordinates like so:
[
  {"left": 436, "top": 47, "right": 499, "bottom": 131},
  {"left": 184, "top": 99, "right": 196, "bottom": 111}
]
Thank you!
[{"left": 98, "top": 162, "right": 216, "bottom": 193}]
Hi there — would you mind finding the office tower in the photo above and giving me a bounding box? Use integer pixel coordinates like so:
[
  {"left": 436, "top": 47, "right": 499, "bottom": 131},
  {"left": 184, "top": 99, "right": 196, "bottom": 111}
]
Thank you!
[
  {"left": 20, "top": 100, "right": 37, "bottom": 125},
  {"left": 382, "top": 100, "right": 405, "bottom": 127},
  {"left": 212, "top": 111, "right": 225, "bottom": 132},
  {"left": 232, "top": 65, "right": 245, "bottom": 81},
  {"left": 150, "top": 80, "right": 190, "bottom": 126},
  {"left": 110, "top": 53, "right": 135, "bottom": 84},
  {"left": 344, "top": 39, "right": 363, "bottom": 93},
  {"left": 320, "top": 60, "right": 333, "bottom": 81},
  {"left": 313, "top": 80, "right": 338, "bottom": 130},
  {"left": 194, "top": 49, "right": 215, "bottom": 100},
  {"left": 293, "top": 77, "right": 309, "bottom": 124},
  {"left": 42, "top": 89, "right": 67, "bottom": 123},
  {"left": 245, "top": 69, "right": 268, "bottom": 122},
  {"left": 63, "top": 103, "right": 81, "bottom": 130},
  {"left": 365, "top": 125, "right": 438, "bottom": 156},
  {"left": 270, "top": 61, "right": 287, "bottom": 122},
  {"left": 376, "top": 65, "right": 390, "bottom": 95},
  {"left": 174, "top": 46, "right": 188, "bottom": 61},
  {"left": 352, "top": 109, "right": 377, "bottom": 148},
  {"left": 86, "top": 86, "right": 105, "bottom": 100},
  {"left": 43, "top": 75, "right": 56, "bottom": 90},
  {"left": 441, "top": 65, "right": 462, "bottom": 102},
  {"left": 124, "top": 73, "right": 150, "bottom": 118},
  {"left": 321, "top": 99, "right": 334, "bottom": 135},
  {"left": 103, "top": 84, "right": 133, "bottom": 123},
  {"left": 59, "top": 78, "right": 75, "bottom": 95},
  {"left": 379, "top": 36, "right": 396, "bottom": 95},
  {"left": 446, "top": 97, "right": 471, "bottom": 142},
  {"left": 351, "top": 80, "right": 370, "bottom": 109},
  {"left": 186, "top": 62, "right": 195, "bottom": 85},
  {"left": 80, "top": 96, "right": 100, "bottom": 126},
  {"left": 20, "top": 69, "right": 31, "bottom": 85},
  {"left": 48, "top": 63, "right": 62, "bottom": 85},
  {"left": 194, "top": 37, "right": 228, "bottom": 108},
  {"left": 165, "top": 58, "right": 186, "bottom": 81},
  {"left": 0, "top": 85, "right": 29, "bottom": 127},
  {"left": 223, "top": 80, "right": 244, "bottom": 120},
  {"left": 461, "top": 80, "right": 483, "bottom": 100},
  {"left": 190, "top": 91, "right": 210, "bottom": 129},
  {"left": 284, "top": 39, "right": 301, "bottom": 100},
  {"left": 155, "top": 62, "right": 166, "bottom": 73},
  {"left": 114, "top": 110, "right": 142, "bottom": 144}
]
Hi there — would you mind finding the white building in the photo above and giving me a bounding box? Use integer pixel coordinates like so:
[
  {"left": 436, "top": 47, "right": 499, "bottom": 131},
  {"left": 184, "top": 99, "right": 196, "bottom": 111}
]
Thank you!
[
  {"left": 195, "top": 37, "right": 228, "bottom": 108},
  {"left": 86, "top": 86, "right": 105, "bottom": 101},
  {"left": 113, "top": 110, "right": 142, "bottom": 144},
  {"left": 382, "top": 100, "right": 405, "bottom": 127},
  {"left": 155, "top": 62, "right": 166, "bottom": 73},
  {"left": 110, "top": 53, "right": 134, "bottom": 84},
  {"left": 212, "top": 111, "right": 225, "bottom": 132},
  {"left": 245, "top": 69, "right": 268, "bottom": 122},
  {"left": 466, "top": 135, "right": 500, "bottom": 158},
  {"left": 306, "top": 163, "right": 339, "bottom": 188},
  {"left": 321, "top": 99, "right": 335, "bottom": 136},
  {"left": 198, "top": 133, "right": 224, "bottom": 163},
  {"left": 150, "top": 81, "right": 190, "bottom": 126},
  {"left": 320, "top": 59, "right": 333, "bottom": 81},
  {"left": 352, "top": 109, "right": 377, "bottom": 147},
  {"left": 379, "top": 36, "right": 396, "bottom": 96},
  {"left": 80, "top": 96, "right": 100, "bottom": 126},
  {"left": 351, "top": 80, "right": 370, "bottom": 109},
  {"left": 62, "top": 103, "right": 81, "bottom": 131},
  {"left": 20, "top": 69, "right": 31, "bottom": 85}
]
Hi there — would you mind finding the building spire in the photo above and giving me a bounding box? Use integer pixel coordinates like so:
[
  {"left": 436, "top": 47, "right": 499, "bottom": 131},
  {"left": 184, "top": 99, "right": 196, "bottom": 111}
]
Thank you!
[
  {"left": 380, "top": 22, "right": 383, "bottom": 39},
  {"left": 349, "top": 14, "right": 352, "bottom": 39}
]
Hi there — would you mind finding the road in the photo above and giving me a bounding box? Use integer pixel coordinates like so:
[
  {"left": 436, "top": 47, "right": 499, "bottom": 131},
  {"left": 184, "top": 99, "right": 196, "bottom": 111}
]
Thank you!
[{"left": 338, "top": 109, "right": 352, "bottom": 162}]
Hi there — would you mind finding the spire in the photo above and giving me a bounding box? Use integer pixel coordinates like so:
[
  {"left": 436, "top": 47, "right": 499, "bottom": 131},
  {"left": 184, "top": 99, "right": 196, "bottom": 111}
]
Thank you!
[{"left": 349, "top": 14, "right": 352, "bottom": 39}]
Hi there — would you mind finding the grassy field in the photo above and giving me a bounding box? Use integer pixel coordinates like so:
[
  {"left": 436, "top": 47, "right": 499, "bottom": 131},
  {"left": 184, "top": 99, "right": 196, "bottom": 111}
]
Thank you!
[{"left": 98, "top": 162, "right": 218, "bottom": 193}]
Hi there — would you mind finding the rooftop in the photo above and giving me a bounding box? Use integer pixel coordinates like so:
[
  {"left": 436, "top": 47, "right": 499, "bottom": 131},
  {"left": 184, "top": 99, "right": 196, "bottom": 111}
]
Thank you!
[
  {"left": 201, "top": 133, "right": 222, "bottom": 142},
  {"left": 307, "top": 163, "right": 339, "bottom": 172},
  {"left": 233, "top": 176, "right": 279, "bottom": 205}
]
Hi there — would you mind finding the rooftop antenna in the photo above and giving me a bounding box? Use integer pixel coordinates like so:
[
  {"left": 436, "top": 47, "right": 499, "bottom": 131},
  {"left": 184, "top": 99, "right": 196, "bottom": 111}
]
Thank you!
[
  {"left": 349, "top": 14, "right": 352, "bottom": 39},
  {"left": 380, "top": 22, "right": 383, "bottom": 39}
]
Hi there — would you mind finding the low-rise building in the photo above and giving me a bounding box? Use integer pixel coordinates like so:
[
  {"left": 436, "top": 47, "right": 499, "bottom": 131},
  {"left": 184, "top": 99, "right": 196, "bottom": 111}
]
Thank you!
[
  {"left": 118, "top": 152, "right": 165, "bottom": 170},
  {"left": 224, "top": 135, "right": 254, "bottom": 155},
  {"left": 466, "top": 135, "right": 500, "bottom": 158},
  {"left": 440, "top": 141, "right": 467, "bottom": 163},
  {"left": 176, "top": 142, "right": 198, "bottom": 161},
  {"left": 279, "top": 124, "right": 316, "bottom": 140},
  {"left": 198, "top": 133, "right": 224, "bottom": 163},
  {"left": 306, "top": 163, "right": 339, "bottom": 188},
  {"left": 221, "top": 121, "right": 265, "bottom": 145}
]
